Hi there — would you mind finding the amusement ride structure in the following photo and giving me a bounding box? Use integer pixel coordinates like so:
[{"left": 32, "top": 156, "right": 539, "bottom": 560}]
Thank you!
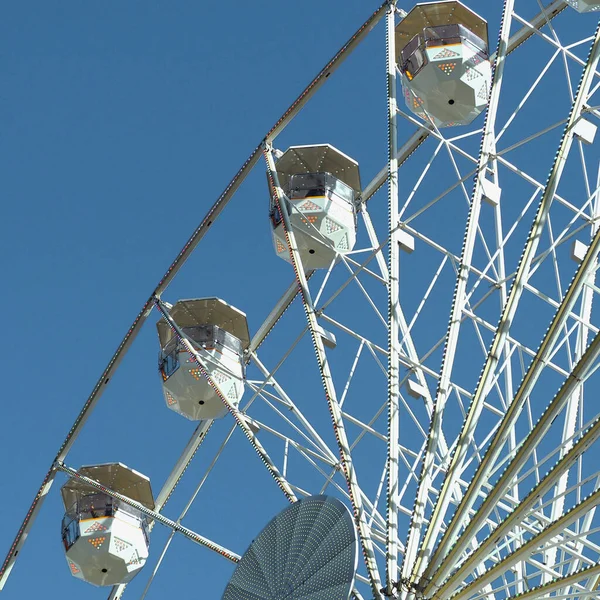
[{"left": 4, "top": 0, "right": 600, "bottom": 598}]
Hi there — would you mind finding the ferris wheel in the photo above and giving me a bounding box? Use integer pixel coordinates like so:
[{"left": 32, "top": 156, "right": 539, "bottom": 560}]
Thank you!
[{"left": 3, "top": 0, "right": 600, "bottom": 598}]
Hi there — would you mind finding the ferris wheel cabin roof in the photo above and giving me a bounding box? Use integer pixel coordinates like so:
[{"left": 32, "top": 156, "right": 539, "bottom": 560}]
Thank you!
[
  {"left": 156, "top": 297, "right": 250, "bottom": 350},
  {"left": 275, "top": 144, "right": 361, "bottom": 195},
  {"left": 60, "top": 462, "right": 155, "bottom": 511},
  {"left": 395, "top": 0, "right": 488, "bottom": 53}
]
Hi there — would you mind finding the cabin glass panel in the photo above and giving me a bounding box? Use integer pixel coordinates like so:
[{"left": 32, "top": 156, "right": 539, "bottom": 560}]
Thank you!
[
  {"left": 61, "top": 494, "right": 149, "bottom": 552},
  {"left": 286, "top": 172, "right": 355, "bottom": 205},
  {"left": 159, "top": 324, "right": 244, "bottom": 375},
  {"left": 399, "top": 23, "right": 488, "bottom": 80},
  {"left": 159, "top": 344, "right": 180, "bottom": 381}
]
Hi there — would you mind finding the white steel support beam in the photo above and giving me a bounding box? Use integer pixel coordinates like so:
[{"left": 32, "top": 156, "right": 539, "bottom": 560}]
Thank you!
[
  {"left": 361, "top": 205, "right": 449, "bottom": 461},
  {"left": 422, "top": 223, "right": 600, "bottom": 585},
  {"left": 0, "top": 3, "right": 389, "bottom": 589},
  {"left": 264, "top": 146, "right": 384, "bottom": 598},
  {"left": 505, "top": 562, "right": 600, "bottom": 600},
  {"left": 249, "top": 273, "right": 313, "bottom": 354},
  {"left": 402, "top": 0, "right": 517, "bottom": 586},
  {"left": 560, "top": 175, "right": 600, "bottom": 598},
  {"left": 428, "top": 414, "right": 600, "bottom": 599},
  {"left": 134, "top": 422, "right": 238, "bottom": 600},
  {"left": 504, "top": 1, "right": 566, "bottom": 54},
  {"left": 0, "top": 2, "right": 573, "bottom": 596},
  {"left": 55, "top": 463, "right": 241, "bottom": 563},
  {"left": 412, "top": 19, "right": 600, "bottom": 587},
  {"left": 386, "top": 3, "right": 401, "bottom": 595},
  {"left": 493, "top": 176, "right": 525, "bottom": 594},
  {"left": 154, "top": 420, "right": 214, "bottom": 511},
  {"left": 448, "top": 487, "right": 600, "bottom": 600},
  {"left": 156, "top": 296, "right": 399, "bottom": 600}
]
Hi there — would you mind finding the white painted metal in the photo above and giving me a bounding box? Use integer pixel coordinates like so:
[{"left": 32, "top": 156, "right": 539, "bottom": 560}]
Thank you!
[
  {"left": 566, "top": 0, "right": 600, "bottom": 13},
  {"left": 440, "top": 427, "right": 600, "bottom": 597},
  {"left": 154, "top": 297, "right": 299, "bottom": 504},
  {"left": 421, "top": 224, "right": 600, "bottom": 588},
  {"left": 397, "top": 2, "right": 492, "bottom": 128},
  {"left": 270, "top": 145, "right": 361, "bottom": 268},
  {"left": 451, "top": 487, "right": 600, "bottom": 600},
  {"left": 56, "top": 463, "right": 241, "bottom": 563},
  {"left": 426, "top": 330, "right": 600, "bottom": 598},
  {"left": 386, "top": 2, "right": 401, "bottom": 595},
  {"left": 107, "top": 419, "right": 213, "bottom": 600},
  {"left": 543, "top": 167, "right": 600, "bottom": 585}
]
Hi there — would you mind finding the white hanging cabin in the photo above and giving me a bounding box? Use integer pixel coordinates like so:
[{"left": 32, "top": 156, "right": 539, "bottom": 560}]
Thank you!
[
  {"left": 269, "top": 144, "right": 361, "bottom": 269},
  {"left": 396, "top": 1, "right": 492, "bottom": 127},
  {"left": 60, "top": 463, "right": 154, "bottom": 587},
  {"left": 157, "top": 298, "right": 249, "bottom": 421},
  {"left": 565, "top": 0, "right": 600, "bottom": 11}
]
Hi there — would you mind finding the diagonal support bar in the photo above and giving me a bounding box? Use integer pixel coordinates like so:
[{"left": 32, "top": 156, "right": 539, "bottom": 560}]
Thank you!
[
  {"left": 449, "top": 486, "right": 600, "bottom": 600},
  {"left": 360, "top": 0, "right": 567, "bottom": 207},
  {"left": 154, "top": 298, "right": 298, "bottom": 503},
  {"left": 107, "top": 418, "right": 213, "bottom": 600},
  {"left": 505, "top": 562, "right": 600, "bottom": 600}
]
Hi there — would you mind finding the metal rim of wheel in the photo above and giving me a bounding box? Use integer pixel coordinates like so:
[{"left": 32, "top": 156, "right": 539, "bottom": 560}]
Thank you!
[{"left": 4, "top": 2, "right": 600, "bottom": 600}]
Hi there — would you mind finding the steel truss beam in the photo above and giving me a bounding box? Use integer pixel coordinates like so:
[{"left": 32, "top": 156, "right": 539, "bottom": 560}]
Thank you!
[
  {"left": 250, "top": 353, "right": 339, "bottom": 465},
  {"left": 362, "top": 1, "right": 568, "bottom": 207},
  {"left": 0, "top": 1, "right": 577, "bottom": 596},
  {"left": 505, "top": 562, "right": 600, "bottom": 600},
  {"left": 386, "top": 3, "right": 401, "bottom": 595},
  {"left": 155, "top": 298, "right": 298, "bottom": 503},
  {"left": 249, "top": 271, "right": 314, "bottom": 355},
  {"left": 153, "top": 299, "right": 381, "bottom": 600},
  {"left": 543, "top": 171, "right": 600, "bottom": 588},
  {"left": 410, "top": 18, "right": 600, "bottom": 589},
  {"left": 361, "top": 201, "right": 450, "bottom": 458},
  {"left": 108, "top": 419, "right": 213, "bottom": 599}
]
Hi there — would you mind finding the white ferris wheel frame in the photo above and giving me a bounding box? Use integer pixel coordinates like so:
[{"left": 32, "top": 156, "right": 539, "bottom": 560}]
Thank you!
[{"left": 3, "top": 2, "right": 600, "bottom": 600}]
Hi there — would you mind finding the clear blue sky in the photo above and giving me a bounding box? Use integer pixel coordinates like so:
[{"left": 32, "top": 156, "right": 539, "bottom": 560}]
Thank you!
[{"left": 1, "top": 2, "right": 597, "bottom": 599}]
